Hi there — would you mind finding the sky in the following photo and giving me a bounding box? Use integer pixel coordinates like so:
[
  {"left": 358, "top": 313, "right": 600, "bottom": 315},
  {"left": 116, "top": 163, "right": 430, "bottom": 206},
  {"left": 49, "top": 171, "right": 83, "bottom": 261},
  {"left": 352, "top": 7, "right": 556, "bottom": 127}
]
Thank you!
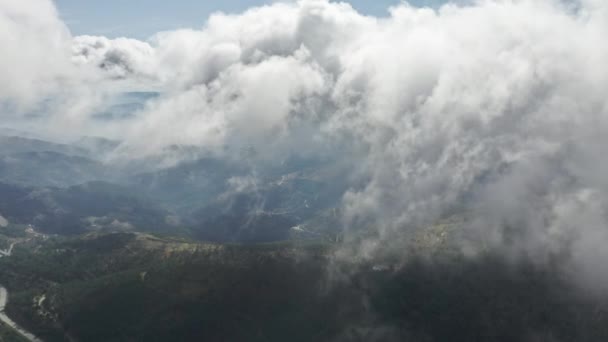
[{"left": 55, "top": 0, "right": 445, "bottom": 39}]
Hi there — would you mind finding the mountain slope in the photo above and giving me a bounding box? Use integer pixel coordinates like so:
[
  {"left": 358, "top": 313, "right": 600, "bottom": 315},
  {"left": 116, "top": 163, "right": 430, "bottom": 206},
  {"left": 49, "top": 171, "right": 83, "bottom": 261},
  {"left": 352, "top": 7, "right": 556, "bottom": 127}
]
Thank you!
[{"left": 1, "top": 230, "right": 608, "bottom": 342}]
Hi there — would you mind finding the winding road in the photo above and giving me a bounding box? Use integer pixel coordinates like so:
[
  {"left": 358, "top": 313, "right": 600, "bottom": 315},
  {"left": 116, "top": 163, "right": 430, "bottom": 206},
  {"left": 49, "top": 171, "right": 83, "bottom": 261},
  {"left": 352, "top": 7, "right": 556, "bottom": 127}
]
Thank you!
[
  {"left": 0, "top": 241, "right": 43, "bottom": 342},
  {"left": 0, "top": 242, "right": 16, "bottom": 257}
]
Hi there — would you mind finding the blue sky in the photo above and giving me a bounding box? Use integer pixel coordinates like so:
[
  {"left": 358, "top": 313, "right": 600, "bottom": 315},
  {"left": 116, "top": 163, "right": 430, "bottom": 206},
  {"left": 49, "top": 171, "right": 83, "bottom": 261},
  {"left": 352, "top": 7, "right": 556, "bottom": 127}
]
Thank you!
[{"left": 55, "top": 0, "right": 445, "bottom": 39}]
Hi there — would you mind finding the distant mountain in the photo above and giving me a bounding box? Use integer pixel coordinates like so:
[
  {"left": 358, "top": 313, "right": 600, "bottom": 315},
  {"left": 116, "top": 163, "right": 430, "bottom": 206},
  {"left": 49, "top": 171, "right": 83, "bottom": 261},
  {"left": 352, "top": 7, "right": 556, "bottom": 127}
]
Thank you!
[
  {"left": 0, "top": 152, "right": 112, "bottom": 187},
  {"left": 0, "top": 136, "right": 88, "bottom": 157},
  {"left": 189, "top": 174, "right": 343, "bottom": 243},
  {"left": 0, "top": 134, "right": 122, "bottom": 187},
  {"left": 0, "top": 133, "right": 347, "bottom": 243},
  {"left": 130, "top": 157, "right": 245, "bottom": 214},
  {"left": 0, "top": 182, "right": 173, "bottom": 235},
  {"left": 192, "top": 192, "right": 297, "bottom": 243},
  {"left": 72, "top": 136, "right": 121, "bottom": 159}
]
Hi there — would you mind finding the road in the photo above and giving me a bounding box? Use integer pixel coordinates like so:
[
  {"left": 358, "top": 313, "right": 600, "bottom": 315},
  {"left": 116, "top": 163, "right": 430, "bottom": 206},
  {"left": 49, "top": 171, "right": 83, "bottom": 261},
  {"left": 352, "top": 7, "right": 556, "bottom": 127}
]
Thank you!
[
  {"left": 0, "top": 242, "right": 16, "bottom": 257},
  {"left": 0, "top": 240, "right": 43, "bottom": 342}
]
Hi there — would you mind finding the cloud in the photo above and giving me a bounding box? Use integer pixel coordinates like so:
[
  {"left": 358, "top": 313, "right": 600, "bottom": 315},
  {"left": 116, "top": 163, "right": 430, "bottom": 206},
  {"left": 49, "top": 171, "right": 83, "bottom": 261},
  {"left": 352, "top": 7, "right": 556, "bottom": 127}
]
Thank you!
[
  {"left": 2, "top": 0, "right": 608, "bottom": 286},
  {"left": 72, "top": 35, "right": 157, "bottom": 80},
  {"left": 0, "top": 0, "right": 72, "bottom": 110}
]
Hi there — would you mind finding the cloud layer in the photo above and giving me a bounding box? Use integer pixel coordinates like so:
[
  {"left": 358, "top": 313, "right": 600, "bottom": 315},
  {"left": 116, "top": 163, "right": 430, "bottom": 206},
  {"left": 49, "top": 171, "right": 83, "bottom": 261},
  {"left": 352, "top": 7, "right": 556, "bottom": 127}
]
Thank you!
[{"left": 2, "top": 0, "right": 608, "bottom": 285}]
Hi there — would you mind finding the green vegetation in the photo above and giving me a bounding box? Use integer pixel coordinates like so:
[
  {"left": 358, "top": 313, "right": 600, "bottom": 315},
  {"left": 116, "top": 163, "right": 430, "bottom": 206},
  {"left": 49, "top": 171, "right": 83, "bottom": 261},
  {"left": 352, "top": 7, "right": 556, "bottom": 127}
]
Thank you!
[
  {"left": 0, "top": 224, "right": 27, "bottom": 239},
  {"left": 0, "top": 321, "right": 29, "bottom": 342},
  {"left": 0, "top": 233, "right": 347, "bottom": 341},
  {"left": 2, "top": 231, "right": 608, "bottom": 341}
]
